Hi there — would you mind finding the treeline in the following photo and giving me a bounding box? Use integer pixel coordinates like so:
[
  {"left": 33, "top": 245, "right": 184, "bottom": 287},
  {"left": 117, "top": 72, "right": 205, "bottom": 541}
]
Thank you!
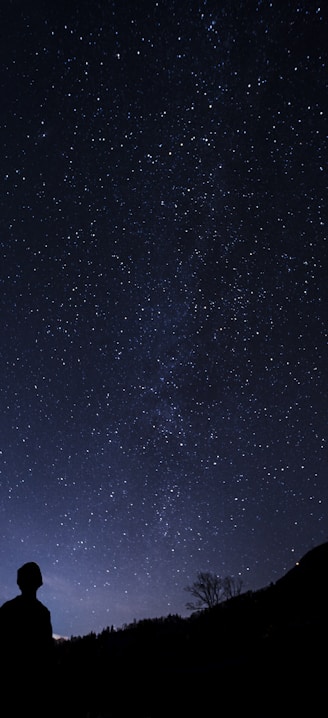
[{"left": 53, "top": 577, "right": 326, "bottom": 718}]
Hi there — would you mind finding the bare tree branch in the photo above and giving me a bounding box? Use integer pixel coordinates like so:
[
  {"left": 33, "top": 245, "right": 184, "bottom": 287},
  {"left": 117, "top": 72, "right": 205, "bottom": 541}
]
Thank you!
[{"left": 184, "top": 571, "right": 243, "bottom": 611}]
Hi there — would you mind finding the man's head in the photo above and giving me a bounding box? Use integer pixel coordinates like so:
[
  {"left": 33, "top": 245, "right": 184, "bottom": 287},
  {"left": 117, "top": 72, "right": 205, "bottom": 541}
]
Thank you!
[{"left": 17, "top": 562, "right": 43, "bottom": 593}]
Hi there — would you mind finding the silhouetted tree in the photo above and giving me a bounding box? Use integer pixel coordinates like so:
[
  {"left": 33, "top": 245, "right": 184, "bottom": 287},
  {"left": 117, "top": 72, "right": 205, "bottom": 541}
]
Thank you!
[
  {"left": 184, "top": 571, "right": 243, "bottom": 611},
  {"left": 222, "top": 575, "right": 243, "bottom": 600}
]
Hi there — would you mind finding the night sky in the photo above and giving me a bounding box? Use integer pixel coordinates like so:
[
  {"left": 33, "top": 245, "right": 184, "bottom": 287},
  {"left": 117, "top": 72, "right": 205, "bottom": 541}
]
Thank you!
[{"left": 0, "top": 0, "right": 327, "bottom": 639}]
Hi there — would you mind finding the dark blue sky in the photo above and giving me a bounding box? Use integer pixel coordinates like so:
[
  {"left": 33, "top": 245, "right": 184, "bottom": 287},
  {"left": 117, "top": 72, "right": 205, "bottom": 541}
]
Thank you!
[{"left": 0, "top": 0, "right": 327, "bottom": 638}]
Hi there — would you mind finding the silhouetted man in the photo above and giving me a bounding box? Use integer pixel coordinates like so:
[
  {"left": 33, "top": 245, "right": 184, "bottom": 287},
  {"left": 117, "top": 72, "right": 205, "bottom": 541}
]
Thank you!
[{"left": 0, "top": 562, "right": 54, "bottom": 715}]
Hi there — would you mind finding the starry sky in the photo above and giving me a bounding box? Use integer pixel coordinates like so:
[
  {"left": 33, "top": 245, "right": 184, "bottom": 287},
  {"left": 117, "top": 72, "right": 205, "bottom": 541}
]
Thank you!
[{"left": 0, "top": 0, "right": 327, "bottom": 639}]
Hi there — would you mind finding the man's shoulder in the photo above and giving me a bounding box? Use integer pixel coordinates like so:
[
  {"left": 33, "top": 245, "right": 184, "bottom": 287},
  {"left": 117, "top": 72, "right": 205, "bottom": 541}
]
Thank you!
[
  {"left": 0, "top": 595, "right": 21, "bottom": 611},
  {"left": 0, "top": 596, "right": 50, "bottom": 616},
  {"left": 35, "top": 598, "right": 51, "bottom": 616},
  {"left": 0, "top": 596, "right": 22, "bottom": 626}
]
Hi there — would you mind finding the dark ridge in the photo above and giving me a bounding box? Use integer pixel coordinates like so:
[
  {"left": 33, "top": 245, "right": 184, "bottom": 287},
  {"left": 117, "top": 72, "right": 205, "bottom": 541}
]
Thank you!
[{"left": 52, "top": 541, "right": 327, "bottom": 717}]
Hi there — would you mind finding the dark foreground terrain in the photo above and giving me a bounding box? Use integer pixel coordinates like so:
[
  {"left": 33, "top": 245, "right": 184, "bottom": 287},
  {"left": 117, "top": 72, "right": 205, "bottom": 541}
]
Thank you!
[{"left": 54, "top": 542, "right": 327, "bottom": 717}]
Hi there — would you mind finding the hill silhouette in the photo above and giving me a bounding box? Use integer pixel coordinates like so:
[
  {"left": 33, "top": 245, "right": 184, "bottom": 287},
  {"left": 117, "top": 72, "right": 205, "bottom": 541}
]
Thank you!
[
  {"left": 53, "top": 542, "right": 327, "bottom": 717},
  {"left": 275, "top": 540, "right": 328, "bottom": 598}
]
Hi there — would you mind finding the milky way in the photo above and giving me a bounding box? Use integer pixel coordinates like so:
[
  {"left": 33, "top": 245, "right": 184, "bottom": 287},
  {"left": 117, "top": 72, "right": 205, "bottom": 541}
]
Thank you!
[{"left": 0, "top": 1, "right": 327, "bottom": 638}]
